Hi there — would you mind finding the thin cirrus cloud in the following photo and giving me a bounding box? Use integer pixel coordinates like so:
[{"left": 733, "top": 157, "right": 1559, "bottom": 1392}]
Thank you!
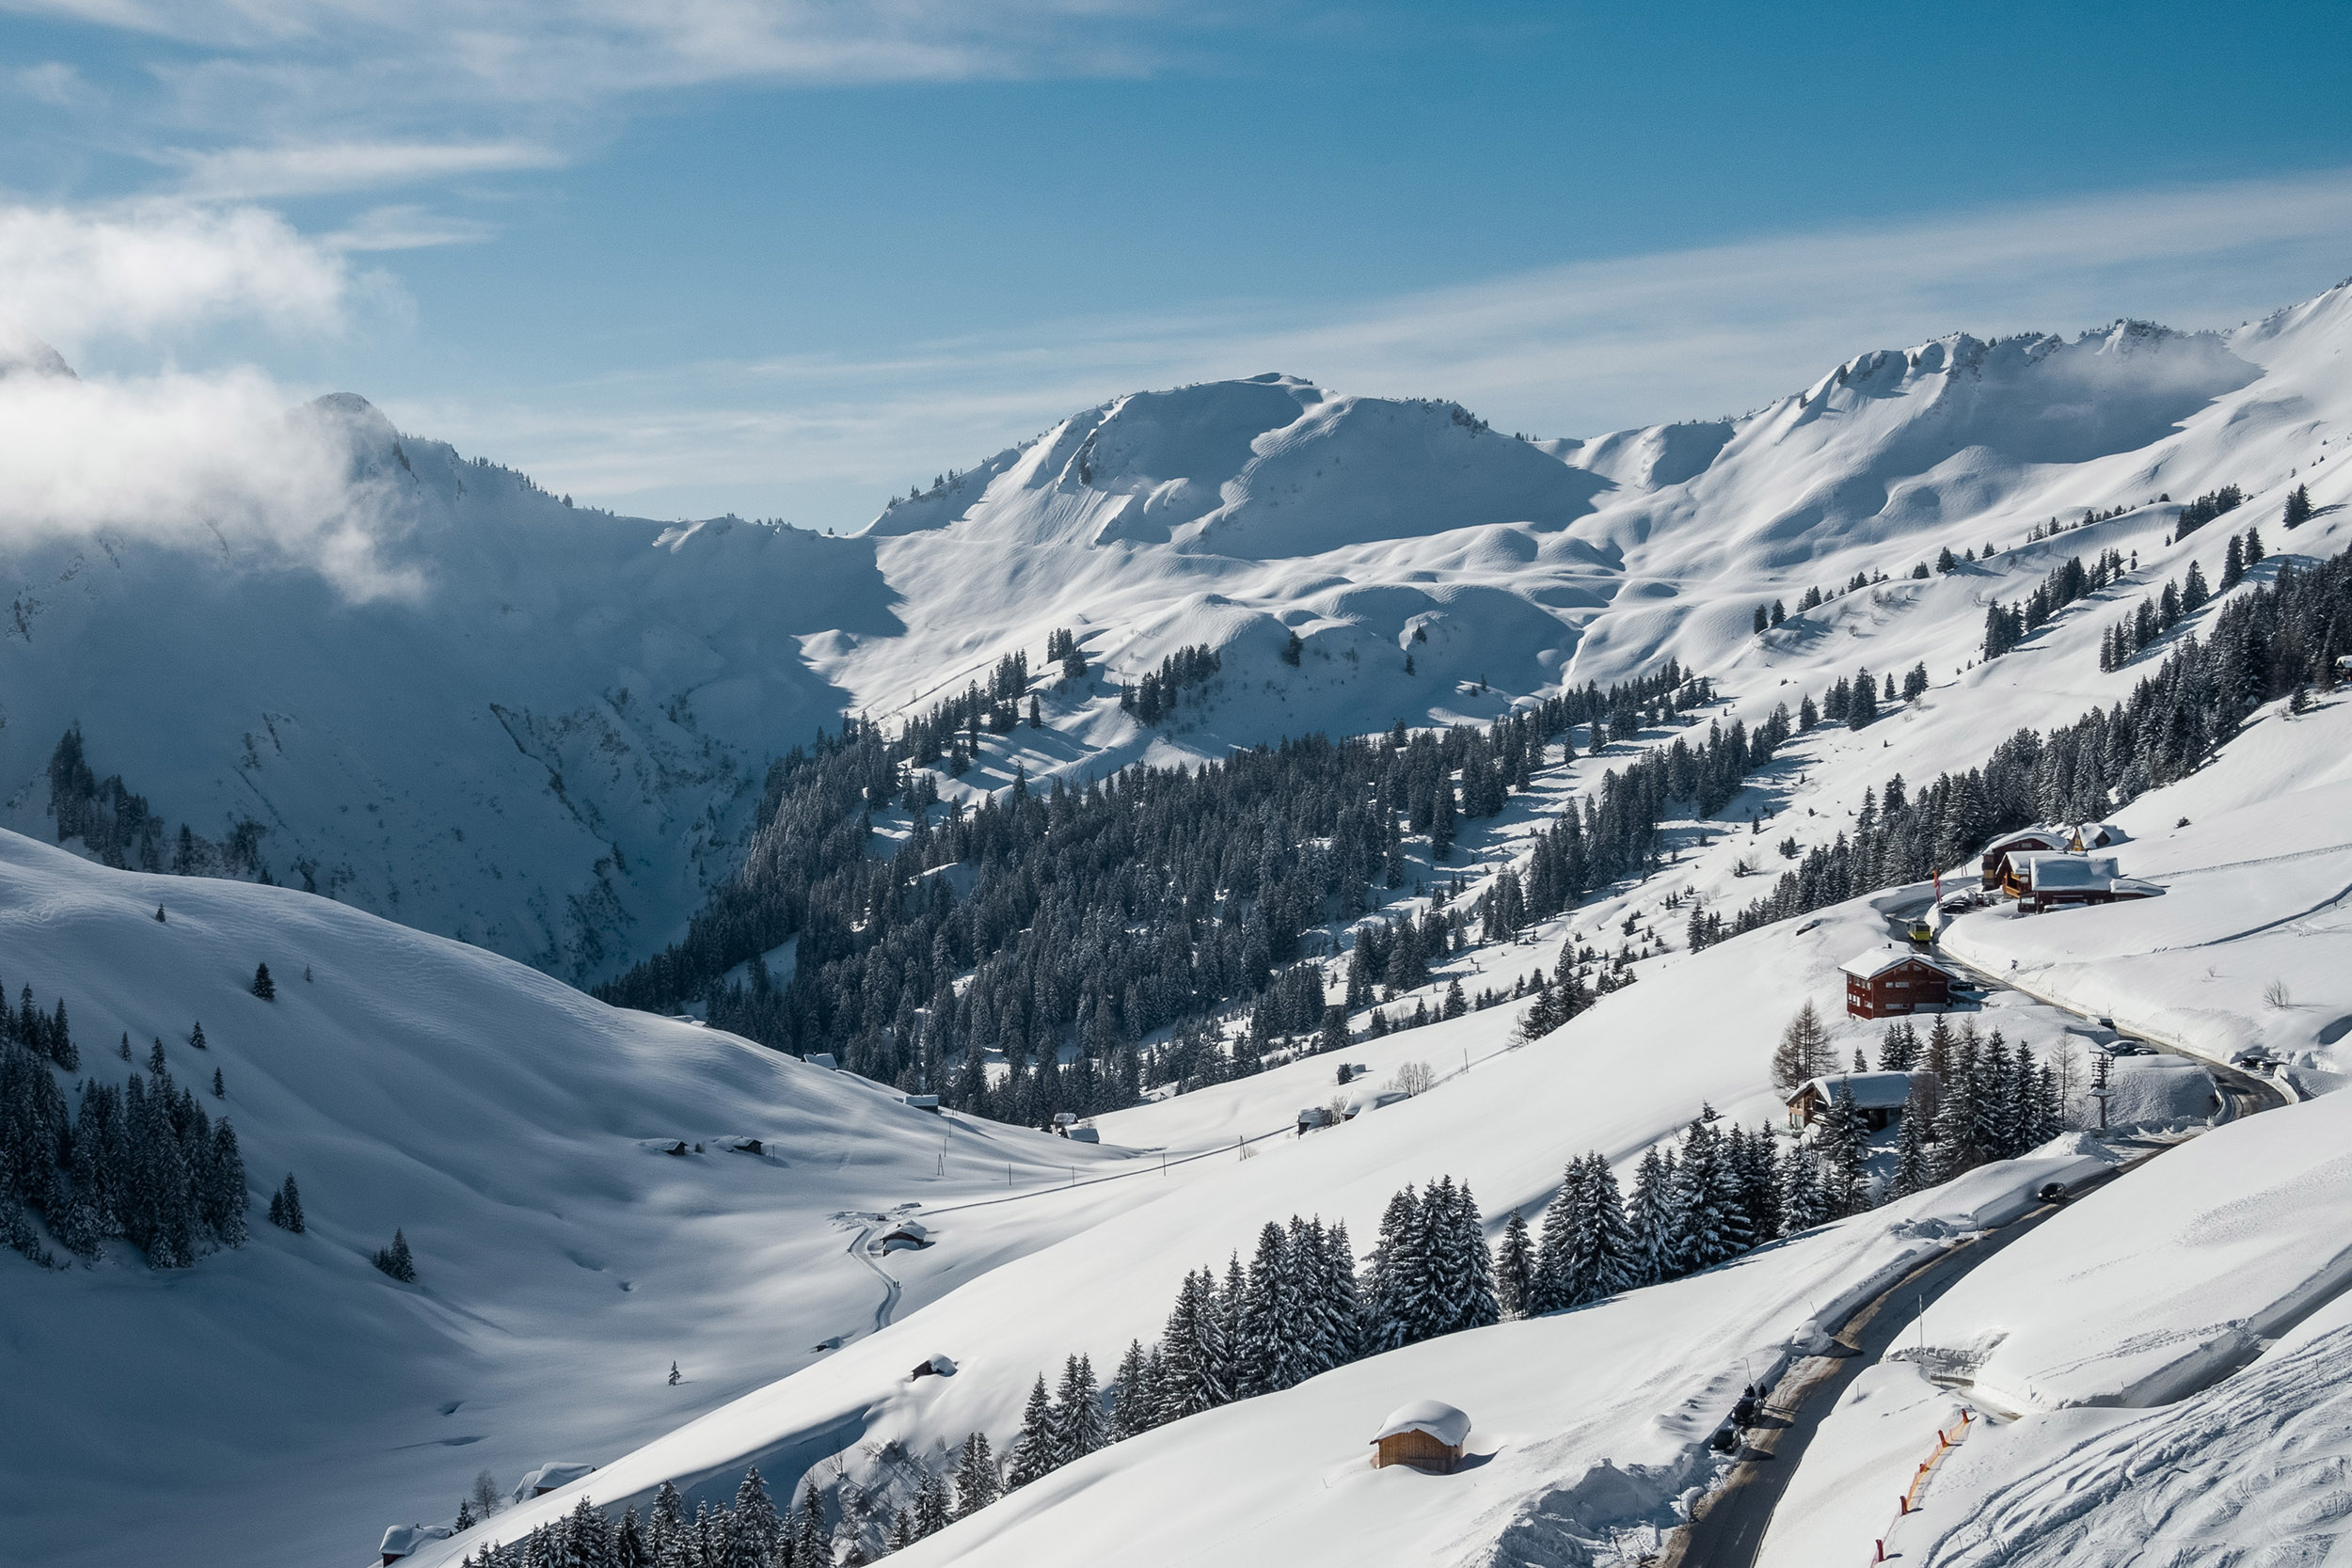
[
  {"left": 166, "top": 139, "right": 564, "bottom": 199},
  {"left": 430, "top": 166, "right": 2352, "bottom": 525}
]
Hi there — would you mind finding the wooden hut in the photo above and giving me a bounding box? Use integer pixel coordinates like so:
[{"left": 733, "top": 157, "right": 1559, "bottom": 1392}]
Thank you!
[
  {"left": 1371, "top": 1400, "right": 1471, "bottom": 1473},
  {"left": 1840, "top": 947, "right": 1954, "bottom": 1019},
  {"left": 1787, "top": 1070, "right": 1924, "bottom": 1131}
]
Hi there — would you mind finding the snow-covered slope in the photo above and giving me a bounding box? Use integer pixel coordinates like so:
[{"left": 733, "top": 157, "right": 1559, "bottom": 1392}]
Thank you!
[
  {"left": 0, "top": 829, "right": 1152, "bottom": 1568},
  {"left": 15, "top": 276, "right": 2352, "bottom": 1568}
]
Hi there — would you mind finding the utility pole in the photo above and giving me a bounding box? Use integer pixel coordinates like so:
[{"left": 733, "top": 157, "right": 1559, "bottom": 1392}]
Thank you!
[{"left": 2092, "top": 1048, "right": 2112, "bottom": 1132}]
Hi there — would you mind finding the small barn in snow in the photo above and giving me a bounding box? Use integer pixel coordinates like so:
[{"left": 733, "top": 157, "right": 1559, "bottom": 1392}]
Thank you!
[
  {"left": 1370, "top": 1401, "right": 1471, "bottom": 1473},
  {"left": 1841, "top": 947, "right": 1955, "bottom": 1019},
  {"left": 512, "top": 1462, "right": 596, "bottom": 1502},
  {"left": 878, "top": 1218, "right": 930, "bottom": 1252},
  {"left": 1787, "top": 1070, "right": 1925, "bottom": 1131},
  {"left": 379, "top": 1525, "right": 452, "bottom": 1565}
]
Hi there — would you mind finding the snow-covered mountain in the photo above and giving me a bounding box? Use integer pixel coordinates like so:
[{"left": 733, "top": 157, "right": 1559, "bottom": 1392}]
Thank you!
[{"left": 7, "top": 277, "right": 2352, "bottom": 1568}]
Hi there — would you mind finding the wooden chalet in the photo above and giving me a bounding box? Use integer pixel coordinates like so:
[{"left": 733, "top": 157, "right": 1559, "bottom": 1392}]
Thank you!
[
  {"left": 1787, "top": 1070, "right": 1924, "bottom": 1131},
  {"left": 1371, "top": 1401, "right": 1471, "bottom": 1473},
  {"left": 1840, "top": 947, "right": 1954, "bottom": 1019},
  {"left": 1979, "top": 824, "right": 2120, "bottom": 889},
  {"left": 2009, "top": 853, "right": 2161, "bottom": 912}
]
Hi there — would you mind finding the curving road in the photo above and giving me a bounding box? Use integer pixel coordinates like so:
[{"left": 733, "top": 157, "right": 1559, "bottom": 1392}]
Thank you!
[
  {"left": 1660, "top": 890, "right": 2289, "bottom": 1568},
  {"left": 844, "top": 1217, "right": 904, "bottom": 1335}
]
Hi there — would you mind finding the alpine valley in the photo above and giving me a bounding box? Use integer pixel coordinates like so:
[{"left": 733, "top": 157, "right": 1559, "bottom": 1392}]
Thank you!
[{"left": 8, "top": 277, "right": 2352, "bottom": 1568}]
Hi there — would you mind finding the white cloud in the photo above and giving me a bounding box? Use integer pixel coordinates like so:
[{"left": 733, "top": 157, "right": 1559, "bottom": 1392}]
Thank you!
[
  {"left": 0, "top": 367, "right": 421, "bottom": 599},
  {"left": 167, "top": 139, "right": 563, "bottom": 198},
  {"left": 324, "top": 204, "right": 496, "bottom": 252},
  {"left": 15, "top": 60, "right": 93, "bottom": 105},
  {"left": 415, "top": 167, "right": 2352, "bottom": 524},
  {"left": 0, "top": 198, "right": 359, "bottom": 349}
]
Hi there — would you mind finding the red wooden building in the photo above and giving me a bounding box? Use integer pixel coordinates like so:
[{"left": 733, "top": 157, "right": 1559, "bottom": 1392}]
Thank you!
[{"left": 1840, "top": 947, "right": 1954, "bottom": 1019}]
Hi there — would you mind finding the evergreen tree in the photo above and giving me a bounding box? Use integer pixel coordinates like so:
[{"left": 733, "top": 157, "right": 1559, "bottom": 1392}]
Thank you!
[
  {"left": 793, "top": 1481, "right": 829, "bottom": 1568},
  {"left": 1051, "top": 1353, "right": 1106, "bottom": 1463},
  {"left": 278, "top": 1172, "right": 305, "bottom": 1232},
  {"left": 1779, "top": 1138, "right": 1828, "bottom": 1234},
  {"left": 1235, "top": 1222, "right": 1298, "bottom": 1395},
  {"left": 1815, "top": 1085, "right": 1869, "bottom": 1216},
  {"left": 1622, "top": 1146, "right": 1677, "bottom": 1286},
  {"left": 1360, "top": 1184, "right": 1426, "bottom": 1353},
  {"left": 251, "top": 963, "right": 276, "bottom": 1000},
  {"left": 952, "top": 1431, "right": 1000, "bottom": 1517},
  {"left": 1106, "top": 1340, "right": 1156, "bottom": 1441},
  {"left": 1007, "top": 1373, "right": 1057, "bottom": 1486},
  {"left": 212, "top": 1067, "right": 225, "bottom": 1099},
  {"left": 1495, "top": 1208, "right": 1533, "bottom": 1318},
  {"left": 373, "top": 1227, "right": 417, "bottom": 1282},
  {"left": 2284, "top": 483, "right": 2313, "bottom": 530},
  {"left": 1889, "top": 1090, "right": 1931, "bottom": 1198},
  {"left": 734, "top": 1469, "right": 783, "bottom": 1562},
  {"left": 913, "top": 1471, "right": 951, "bottom": 1538}
]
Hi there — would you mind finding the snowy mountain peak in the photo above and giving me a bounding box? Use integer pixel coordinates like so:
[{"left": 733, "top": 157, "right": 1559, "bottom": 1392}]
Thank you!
[
  {"left": 858, "top": 372, "right": 1606, "bottom": 557},
  {"left": 0, "top": 321, "right": 75, "bottom": 380}
]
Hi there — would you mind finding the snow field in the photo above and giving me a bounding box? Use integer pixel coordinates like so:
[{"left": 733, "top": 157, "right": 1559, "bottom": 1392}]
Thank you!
[{"left": 0, "top": 830, "right": 1156, "bottom": 1568}]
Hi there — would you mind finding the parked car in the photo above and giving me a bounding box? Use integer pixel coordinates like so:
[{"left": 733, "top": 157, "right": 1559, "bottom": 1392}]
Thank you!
[
  {"left": 2036, "top": 1181, "right": 2069, "bottom": 1204},
  {"left": 2106, "top": 1041, "right": 2152, "bottom": 1056},
  {"left": 1939, "top": 893, "right": 1977, "bottom": 914}
]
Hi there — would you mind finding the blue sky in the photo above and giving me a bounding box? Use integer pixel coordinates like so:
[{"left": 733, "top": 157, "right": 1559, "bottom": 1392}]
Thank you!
[{"left": 4, "top": 0, "right": 2351, "bottom": 526}]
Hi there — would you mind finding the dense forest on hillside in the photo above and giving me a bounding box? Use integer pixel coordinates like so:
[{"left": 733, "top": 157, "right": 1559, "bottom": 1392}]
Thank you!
[
  {"left": 1709, "top": 537, "right": 2352, "bottom": 944},
  {"left": 595, "top": 655, "right": 1798, "bottom": 1119}
]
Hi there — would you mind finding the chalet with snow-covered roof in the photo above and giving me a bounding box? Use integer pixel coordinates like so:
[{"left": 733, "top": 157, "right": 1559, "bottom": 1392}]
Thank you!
[
  {"left": 878, "top": 1218, "right": 930, "bottom": 1252},
  {"left": 2010, "top": 854, "right": 2161, "bottom": 912},
  {"left": 1370, "top": 1400, "right": 1471, "bottom": 1473},
  {"left": 1841, "top": 947, "right": 1954, "bottom": 1019},
  {"left": 1979, "top": 824, "right": 2120, "bottom": 889},
  {"left": 1787, "top": 1070, "right": 1925, "bottom": 1131}
]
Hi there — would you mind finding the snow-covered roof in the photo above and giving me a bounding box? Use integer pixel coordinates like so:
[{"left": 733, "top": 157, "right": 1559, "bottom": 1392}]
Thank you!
[
  {"left": 1982, "top": 826, "right": 2071, "bottom": 853},
  {"left": 379, "top": 1525, "right": 452, "bottom": 1558},
  {"left": 2110, "top": 878, "right": 2164, "bottom": 897},
  {"left": 512, "top": 1462, "right": 596, "bottom": 1501},
  {"left": 1793, "top": 1071, "right": 1920, "bottom": 1111},
  {"left": 882, "top": 1218, "right": 929, "bottom": 1241},
  {"left": 1840, "top": 946, "right": 1948, "bottom": 980},
  {"left": 2018, "top": 854, "right": 2121, "bottom": 890},
  {"left": 1372, "top": 1400, "right": 1471, "bottom": 1448}
]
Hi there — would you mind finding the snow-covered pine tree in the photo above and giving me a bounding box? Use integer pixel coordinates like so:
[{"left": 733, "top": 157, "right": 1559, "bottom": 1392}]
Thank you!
[
  {"left": 734, "top": 1467, "right": 783, "bottom": 1562},
  {"left": 793, "top": 1481, "right": 829, "bottom": 1568},
  {"left": 1495, "top": 1208, "right": 1533, "bottom": 1318},
  {"left": 1446, "top": 1180, "right": 1501, "bottom": 1335},
  {"left": 1889, "top": 1092, "right": 1931, "bottom": 1198},
  {"left": 373, "top": 1227, "right": 417, "bottom": 1282},
  {"left": 914, "top": 1470, "right": 951, "bottom": 1537},
  {"left": 1052, "top": 1353, "right": 1106, "bottom": 1463},
  {"left": 1360, "top": 1184, "right": 1425, "bottom": 1354},
  {"left": 1973, "top": 1031, "right": 2015, "bottom": 1160},
  {"left": 1319, "top": 1219, "right": 1361, "bottom": 1367},
  {"left": 1623, "top": 1145, "right": 1677, "bottom": 1286},
  {"left": 1007, "top": 1373, "right": 1057, "bottom": 1486},
  {"left": 1815, "top": 1085, "right": 1869, "bottom": 1215},
  {"left": 1235, "top": 1221, "right": 1296, "bottom": 1396},
  {"left": 953, "top": 1431, "right": 1000, "bottom": 1516},
  {"left": 1731, "top": 1125, "right": 1783, "bottom": 1243},
  {"left": 251, "top": 963, "right": 275, "bottom": 1000},
  {"left": 1106, "top": 1340, "right": 1154, "bottom": 1441},
  {"left": 1670, "top": 1118, "right": 1740, "bottom": 1274},
  {"left": 1779, "top": 1138, "right": 1828, "bottom": 1234},
  {"left": 614, "top": 1507, "right": 644, "bottom": 1568}
]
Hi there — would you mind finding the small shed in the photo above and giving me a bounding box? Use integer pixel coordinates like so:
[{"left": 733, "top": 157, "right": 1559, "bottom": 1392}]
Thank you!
[
  {"left": 1371, "top": 1400, "right": 1471, "bottom": 1473},
  {"left": 1840, "top": 947, "right": 1954, "bottom": 1019},
  {"left": 1787, "top": 1071, "right": 1923, "bottom": 1131},
  {"left": 879, "top": 1218, "right": 931, "bottom": 1251},
  {"left": 803, "top": 1052, "right": 838, "bottom": 1070},
  {"left": 511, "top": 1462, "right": 596, "bottom": 1502},
  {"left": 903, "top": 1094, "right": 941, "bottom": 1113},
  {"left": 1064, "top": 1125, "right": 1100, "bottom": 1144},
  {"left": 379, "top": 1525, "right": 452, "bottom": 1565}
]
